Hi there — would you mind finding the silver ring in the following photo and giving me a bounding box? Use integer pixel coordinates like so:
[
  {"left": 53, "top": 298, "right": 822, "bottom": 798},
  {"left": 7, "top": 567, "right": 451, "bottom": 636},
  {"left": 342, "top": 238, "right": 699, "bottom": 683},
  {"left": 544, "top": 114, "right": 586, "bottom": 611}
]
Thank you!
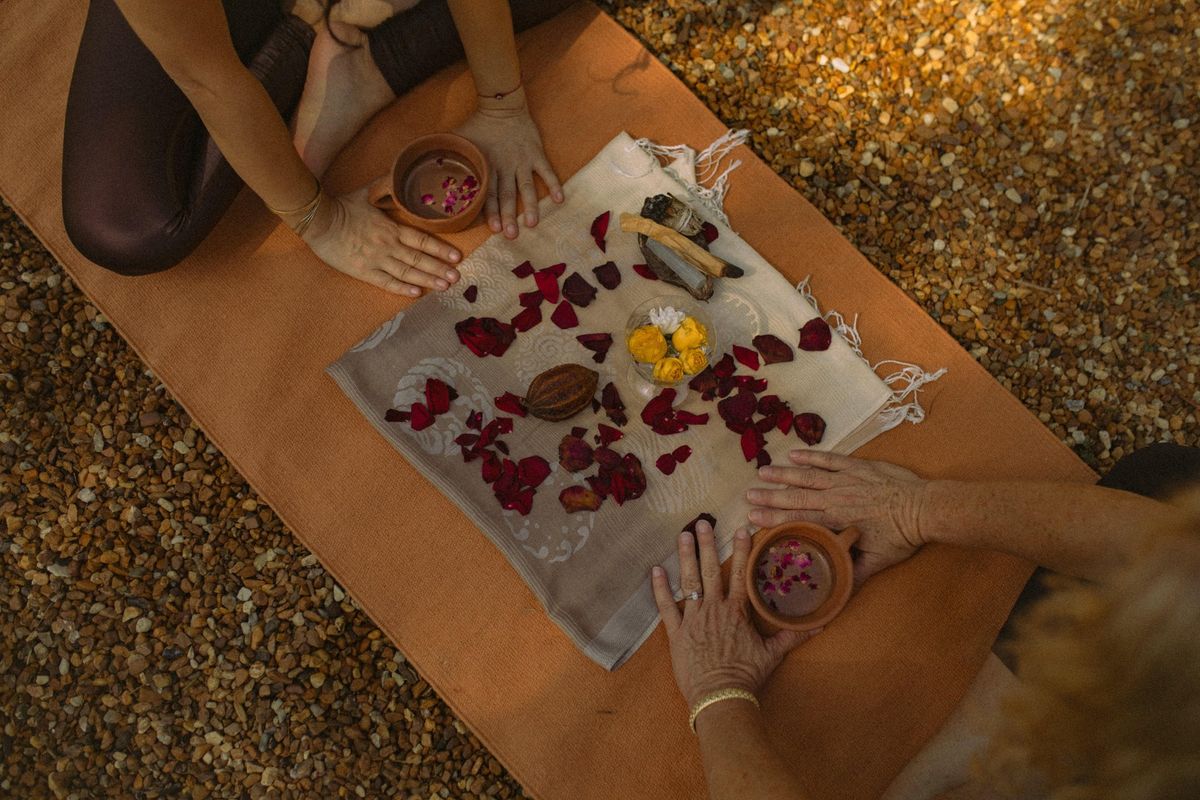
[{"left": 685, "top": 590, "right": 703, "bottom": 602}]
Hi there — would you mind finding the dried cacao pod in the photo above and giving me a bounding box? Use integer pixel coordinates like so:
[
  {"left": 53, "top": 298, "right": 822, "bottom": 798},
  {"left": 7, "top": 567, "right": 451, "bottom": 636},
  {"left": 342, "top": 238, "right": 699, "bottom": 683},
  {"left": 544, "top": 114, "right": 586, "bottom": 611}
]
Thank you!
[{"left": 524, "top": 364, "right": 599, "bottom": 422}]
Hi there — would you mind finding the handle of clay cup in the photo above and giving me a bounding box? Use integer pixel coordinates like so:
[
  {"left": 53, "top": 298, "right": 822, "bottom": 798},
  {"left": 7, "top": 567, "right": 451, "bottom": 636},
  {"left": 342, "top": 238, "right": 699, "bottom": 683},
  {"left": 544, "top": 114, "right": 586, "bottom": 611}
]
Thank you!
[
  {"left": 368, "top": 174, "right": 397, "bottom": 210},
  {"left": 839, "top": 526, "right": 862, "bottom": 549}
]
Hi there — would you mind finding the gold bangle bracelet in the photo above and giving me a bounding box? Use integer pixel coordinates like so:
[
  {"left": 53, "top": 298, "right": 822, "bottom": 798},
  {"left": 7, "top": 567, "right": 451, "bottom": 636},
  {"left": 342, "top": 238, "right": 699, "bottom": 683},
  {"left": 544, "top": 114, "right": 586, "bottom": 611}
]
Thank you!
[
  {"left": 688, "top": 687, "right": 759, "bottom": 733},
  {"left": 267, "top": 177, "right": 322, "bottom": 218}
]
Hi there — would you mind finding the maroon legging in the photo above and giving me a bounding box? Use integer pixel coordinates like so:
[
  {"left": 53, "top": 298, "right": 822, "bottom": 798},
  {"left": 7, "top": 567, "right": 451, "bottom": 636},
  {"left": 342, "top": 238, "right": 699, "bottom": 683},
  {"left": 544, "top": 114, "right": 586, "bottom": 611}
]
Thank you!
[{"left": 62, "top": 0, "right": 573, "bottom": 276}]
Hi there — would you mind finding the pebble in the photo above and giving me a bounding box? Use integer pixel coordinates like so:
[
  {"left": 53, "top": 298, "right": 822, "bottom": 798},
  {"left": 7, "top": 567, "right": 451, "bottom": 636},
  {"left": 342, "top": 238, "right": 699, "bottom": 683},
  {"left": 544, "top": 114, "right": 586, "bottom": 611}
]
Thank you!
[{"left": 3, "top": 2, "right": 1197, "bottom": 797}]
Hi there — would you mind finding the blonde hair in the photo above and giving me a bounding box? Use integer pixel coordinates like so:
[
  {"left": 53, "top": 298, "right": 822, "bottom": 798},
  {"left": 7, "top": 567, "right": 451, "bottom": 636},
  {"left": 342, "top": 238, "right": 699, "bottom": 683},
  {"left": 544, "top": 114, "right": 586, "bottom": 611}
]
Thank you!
[{"left": 988, "top": 491, "right": 1200, "bottom": 798}]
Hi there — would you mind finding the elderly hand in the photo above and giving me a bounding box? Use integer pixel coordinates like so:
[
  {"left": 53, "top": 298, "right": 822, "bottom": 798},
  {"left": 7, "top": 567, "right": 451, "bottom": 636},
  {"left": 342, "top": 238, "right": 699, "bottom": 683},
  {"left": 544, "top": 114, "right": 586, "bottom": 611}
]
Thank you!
[
  {"left": 304, "top": 185, "right": 461, "bottom": 296},
  {"left": 651, "top": 521, "right": 817, "bottom": 710},
  {"left": 455, "top": 95, "right": 563, "bottom": 239},
  {"left": 747, "top": 450, "right": 928, "bottom": 586}
]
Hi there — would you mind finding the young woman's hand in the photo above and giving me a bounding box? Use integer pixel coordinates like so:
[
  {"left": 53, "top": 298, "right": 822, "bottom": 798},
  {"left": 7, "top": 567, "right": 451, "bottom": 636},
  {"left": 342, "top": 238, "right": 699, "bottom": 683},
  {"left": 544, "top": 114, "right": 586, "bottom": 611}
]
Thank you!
[
  {"left": 651, "top": 521, "right": 818, "bottom": 710},
  {"left": 747, "top": 451, "right": 928, "bottom": 586},
  {"left": 303, "top": 185, "right": 462, "bottom": 296},
  {"left": 455, "top": 96, "right": 564, "bottom": 239}
]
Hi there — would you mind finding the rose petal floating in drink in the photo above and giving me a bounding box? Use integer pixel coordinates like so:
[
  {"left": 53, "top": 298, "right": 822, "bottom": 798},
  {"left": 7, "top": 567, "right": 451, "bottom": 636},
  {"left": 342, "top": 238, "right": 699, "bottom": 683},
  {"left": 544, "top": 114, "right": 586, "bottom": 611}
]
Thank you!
[
  {"left": 456, "top": 317, "right": 516, "bottom": 357},
  {"left": 562, "top": 272, "right": 598, "bottom": 307},
  {"left": 550, "top": 301, "right": 579, "bottom": 329},
  {"left": 575, "top": 332, "right": 613, "bottom": 364},
  {"left": 558, "top": 435, "right": 594, "bottom": 472},
  {"left": 733, "top": 345, "right": 761, "bottom": 371},
  {"left": 510, "top": 305, "right": 542, "bottom": 333},
  {"left": 631, "top": 263, "right": 659, "bottom": 281},
  {"left": 494, "top": 392, "right": 526, "bottom": 417},
  {"left": 752, "top": 334, "right": 794, "bottom": 364},
  {"left": 799, "top": 317, "right": 832, "bottom": 351},
  {"left": 560, "top": 485, "right": 602, "bottom": 513},
  {"left": 512, "top": 260, "right": 534, "bottom": 278},
  {"left": 590, "top": 210, "right": 610, "bottom": 252},
  {"left": 421, "top": 193, "right": 435, "bottom": 206},
  {"left": 463, "top": 285, "right": 478, "bottom": 303},
  {"left": 593, "top": 261, "right": 621, "bottom": 290},
  {"left": 793, "top": 412, "right": 827, "bottom": 445}
]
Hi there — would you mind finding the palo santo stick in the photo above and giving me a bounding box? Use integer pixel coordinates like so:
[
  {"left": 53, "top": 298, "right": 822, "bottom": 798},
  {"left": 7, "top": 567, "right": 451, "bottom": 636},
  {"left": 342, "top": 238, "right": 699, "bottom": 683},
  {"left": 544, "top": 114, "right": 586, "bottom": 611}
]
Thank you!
[{"left": 619, "top": 213, "right": 743, "bottom": 278}]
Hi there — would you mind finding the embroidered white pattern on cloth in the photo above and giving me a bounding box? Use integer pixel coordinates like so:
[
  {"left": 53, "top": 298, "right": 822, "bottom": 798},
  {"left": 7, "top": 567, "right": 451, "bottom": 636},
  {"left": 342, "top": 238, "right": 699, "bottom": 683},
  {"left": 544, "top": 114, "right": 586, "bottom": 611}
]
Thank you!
[{"left": 327, "top": 130, "right": 942, "bottom": 670}]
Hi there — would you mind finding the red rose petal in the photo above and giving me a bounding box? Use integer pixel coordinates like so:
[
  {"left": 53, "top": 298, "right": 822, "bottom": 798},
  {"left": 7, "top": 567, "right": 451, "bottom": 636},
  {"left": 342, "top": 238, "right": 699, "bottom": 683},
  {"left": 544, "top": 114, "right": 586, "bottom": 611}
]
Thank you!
[
  {"left": 600, "top": 382, "right": 627, "bottom": 426},
  {"left": 562, "top": 272, "right": 598, "bottom": 308},
  {"left": 717, "top": 390, "right": 757, "bottom": 427},
  {"left": 733, "top": 345, "right": 761, "bottom": 371},
  {"left": 495, "top": 440, "right": 510, "bottom": 456},
  {"left": 455, "top": 317, "right": 516, "bottom": 357},
  {"left": 463, "top": 285, "right": 478, "bottom": 303},
  {"left": 777, "top": 413, "right": 794, "bottom": 435},
  {"left": 466, "top": 411, "right": 483, "bottom": 430},
  {"left": 674, "top": 410, "right": 709, "bottom": 426},
  {"left": 734, "top": 375, "right": 769, "bottom": 393},
  {"left": 498, "top": 487, "right": 535, "bottom": 516},
  {"left": 688, "top": 367, "right": 718, "bottom": 398},
  {"left": 575, "top": 332, "right": 613, "bottom": 364},
  {"left": 409, "top": 402, "right": 435, "bottom": 431},
  {"left": 712, "top": 353, "right": 736, "bottom": 379},
  {"left": 494, "top": 392, "right": 527, "bottom": 417},
  {"left": 384, "top": 408, "right": 410, "bottom": 423},
  {"left": 799, "top": 317, "right": 833, "bottom": 351},
  {"left": 631, "top": 263, "right": 659, "bottom": 281},
  {"left": 756, "top": 450, "right": 773, "bottom": 468},
  {"left": 672, "top": 445, "right": 692, "bottom": 463},
  {"left": 546, "top": 262, "right": 566, "bottom": 278},
  {"left": 586, "top": 472, "right": 610, "bottom": 499},
  {"left": 454, "top": 432, "right": 479, "bottom": 448},
  {"left": 753, "top": 334, "right": 794, "bottom": 364},
  {"left": 560, "top": 486, "right": 602, "bottom": 513},
  {"left": 571, "top": 426, "right": 587, "bottom": 439},
  {"left": 518, "top": 290, "right": 544, "bottom": 308},
  {"left": 480, "top": 451, "right": 502, "bottom": 483},
  {"left": 534, "top": 268, "right": 560, "bottom": 304},
  {"left": 510, "top": 305, "right": 543, "bottom": 333},
  {"left": 740, "top": 427, "right": 765, "bottom": 461},
  {"left": 794, "top": 412, "right": 827, "bottom": 445},
  {"left": 424, "top": 378, "right": 456, "bottom": 415},
  {"left": 593, "top": 261, "right": 621, "bottom": 290},
  {"left": 594, "top": 447, "right": 621, "bottom": 470},
  {"left": 558, "top": 435, "right": 594, "bottom": 472},
  {"left": 640, "top": 389, "right": 677, "bottom": 426},
  {"left": 518, "top": 456, "right": 551, "bottom": 488},
  {"left": 590, "top": 211, "right": 610, "bottom": 252},
  {"left": 512, "top": 260, "right": 534, "bottom": 278},
  {"left": 682, "top": 512, "right": 716, "bottom": 534},
  {"left": 550, "top": 301, "right": 579, "bottom": 329},
  {"left": 596, "top": 424, "right": 624, "bottom": 447},
  {"left": 700, "top": 221, "right": 719, "bottom": 244},
  {"left": 656, "top": 453, "right": 677, "bottom": 475},
  {"left": 613, "top": 454, "right": 647, "bottom": 504}
]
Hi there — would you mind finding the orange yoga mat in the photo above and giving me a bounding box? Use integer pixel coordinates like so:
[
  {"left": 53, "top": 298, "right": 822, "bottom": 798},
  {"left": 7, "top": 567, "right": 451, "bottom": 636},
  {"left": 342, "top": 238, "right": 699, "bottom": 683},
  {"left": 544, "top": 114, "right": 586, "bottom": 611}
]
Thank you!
[{"left": 0, "top": 3, "right": 1095, "bottom": 798}]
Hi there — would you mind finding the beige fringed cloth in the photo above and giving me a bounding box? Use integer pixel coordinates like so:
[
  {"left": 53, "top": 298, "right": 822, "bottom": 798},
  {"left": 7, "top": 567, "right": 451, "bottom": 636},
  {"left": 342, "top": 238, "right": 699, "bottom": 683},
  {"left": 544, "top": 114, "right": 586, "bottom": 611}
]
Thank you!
[{"left": 328, "top": 131, "right": 935, "bottom": 669}]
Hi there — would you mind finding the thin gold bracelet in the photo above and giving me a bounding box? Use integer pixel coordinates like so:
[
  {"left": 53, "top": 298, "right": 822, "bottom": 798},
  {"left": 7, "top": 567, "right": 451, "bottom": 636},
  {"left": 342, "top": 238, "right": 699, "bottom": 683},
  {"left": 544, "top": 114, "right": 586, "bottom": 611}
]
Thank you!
[
  {"left": 267, "top": 177, "right": 322, "bottom": 222},
  {"left": 688, "top": 687, "right": 759, "bottom": 733}
]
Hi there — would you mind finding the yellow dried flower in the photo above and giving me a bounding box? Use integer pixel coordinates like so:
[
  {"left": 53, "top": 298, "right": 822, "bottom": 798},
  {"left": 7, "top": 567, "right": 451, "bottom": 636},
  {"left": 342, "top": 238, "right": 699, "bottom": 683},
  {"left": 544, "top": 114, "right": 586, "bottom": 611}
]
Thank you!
[
  {"left": 671, "top": 317, "right": 707, "bottom": 351},
  {"left": 679, "top": 348, "right": 708, "bottom": 375},
  {"left": 653, "top": 357, "right": 685, "bottom": 384},
  {"left": 628, "top": 325, "right": 668, "bottom": 363}
]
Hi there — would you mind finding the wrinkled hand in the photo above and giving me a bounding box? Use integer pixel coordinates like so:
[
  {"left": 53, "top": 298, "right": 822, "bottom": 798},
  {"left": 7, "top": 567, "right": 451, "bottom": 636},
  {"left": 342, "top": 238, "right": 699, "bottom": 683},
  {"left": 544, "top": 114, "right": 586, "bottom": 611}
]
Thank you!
[
  {"left": 747, "top": 450, "right": 927, "bottom": 586},
  {"left": 303, "top": 185, "right": 461, "bottom": 297},
  {"left": 455, "top": 99, "right": 563, "bottom": 239},
  {"left": 651, "top": 521, "right": 817, "bottom": 710}
]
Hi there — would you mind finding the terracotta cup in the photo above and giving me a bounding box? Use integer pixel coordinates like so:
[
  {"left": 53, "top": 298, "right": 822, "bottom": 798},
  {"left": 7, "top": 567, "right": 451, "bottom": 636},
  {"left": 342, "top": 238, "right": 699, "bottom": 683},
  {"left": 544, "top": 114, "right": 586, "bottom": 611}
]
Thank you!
[
  {"left": 745, "top": 521, "right": 861, "bottom": 633},
  {"left": 368, "top": 132, "right": 489, "bottom": 235}
]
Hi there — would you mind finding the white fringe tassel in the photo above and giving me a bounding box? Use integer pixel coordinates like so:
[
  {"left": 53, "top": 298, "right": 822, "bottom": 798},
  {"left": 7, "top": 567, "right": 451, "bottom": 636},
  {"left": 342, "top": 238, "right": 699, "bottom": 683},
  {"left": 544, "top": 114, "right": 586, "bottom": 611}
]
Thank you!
[
  {"left": 632, "top": 129, "right": 750, "bottom": 225},
  {"left": 796, "top": 277, "right": 947, "bottom": 431}
]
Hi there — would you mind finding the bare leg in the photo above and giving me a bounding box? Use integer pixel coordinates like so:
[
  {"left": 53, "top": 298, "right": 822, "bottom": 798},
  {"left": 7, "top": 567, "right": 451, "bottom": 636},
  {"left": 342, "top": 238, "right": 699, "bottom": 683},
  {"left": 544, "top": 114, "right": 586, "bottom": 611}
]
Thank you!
[{"left": 291, "top": 20, "right": 396, "bottom": 176}]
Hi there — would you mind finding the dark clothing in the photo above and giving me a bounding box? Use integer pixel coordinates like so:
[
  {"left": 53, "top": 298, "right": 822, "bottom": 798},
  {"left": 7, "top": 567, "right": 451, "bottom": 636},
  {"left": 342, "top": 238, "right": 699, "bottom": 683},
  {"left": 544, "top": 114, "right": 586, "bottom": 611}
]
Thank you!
[
  {"left": 62, "top": 0, "right": 571, "bottom": 275},
  {"left": 995, "top": 443, "right": 1200, "bottom": 668}
]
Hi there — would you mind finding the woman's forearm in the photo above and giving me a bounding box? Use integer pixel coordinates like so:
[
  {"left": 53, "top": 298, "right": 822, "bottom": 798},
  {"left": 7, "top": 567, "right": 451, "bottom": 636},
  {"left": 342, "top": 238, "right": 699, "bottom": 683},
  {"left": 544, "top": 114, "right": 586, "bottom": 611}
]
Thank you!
[
  {"left": 695, "top": 701, "right": 806, "bottom": 800},
  {"left": 446, "top": 0, "right": 522, "bottom": 103},
  {"left": 918, "top": 480, "right": 1179, "bottom": 581}
]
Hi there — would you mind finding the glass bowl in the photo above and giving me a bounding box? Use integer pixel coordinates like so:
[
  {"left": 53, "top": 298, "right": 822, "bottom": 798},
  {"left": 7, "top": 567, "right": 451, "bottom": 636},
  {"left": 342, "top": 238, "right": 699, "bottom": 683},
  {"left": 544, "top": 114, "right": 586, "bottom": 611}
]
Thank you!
[{"left": 622, "top": 294, "right": 718, "bottom": 404}]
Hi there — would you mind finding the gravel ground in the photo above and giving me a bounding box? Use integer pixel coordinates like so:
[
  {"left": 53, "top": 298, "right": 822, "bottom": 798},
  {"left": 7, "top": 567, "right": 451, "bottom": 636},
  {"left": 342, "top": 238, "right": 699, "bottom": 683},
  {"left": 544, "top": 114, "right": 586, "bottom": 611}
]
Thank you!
[{"left": 2, "top": 1, "right": 1196, "bottom": 797}]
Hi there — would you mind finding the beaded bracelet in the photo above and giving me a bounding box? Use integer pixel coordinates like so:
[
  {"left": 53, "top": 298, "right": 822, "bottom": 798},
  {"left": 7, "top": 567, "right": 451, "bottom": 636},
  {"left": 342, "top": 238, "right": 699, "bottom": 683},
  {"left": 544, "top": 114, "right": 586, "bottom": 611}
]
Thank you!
[{"left": 688, "top": 687, "right": 759, "bottom": 733}]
